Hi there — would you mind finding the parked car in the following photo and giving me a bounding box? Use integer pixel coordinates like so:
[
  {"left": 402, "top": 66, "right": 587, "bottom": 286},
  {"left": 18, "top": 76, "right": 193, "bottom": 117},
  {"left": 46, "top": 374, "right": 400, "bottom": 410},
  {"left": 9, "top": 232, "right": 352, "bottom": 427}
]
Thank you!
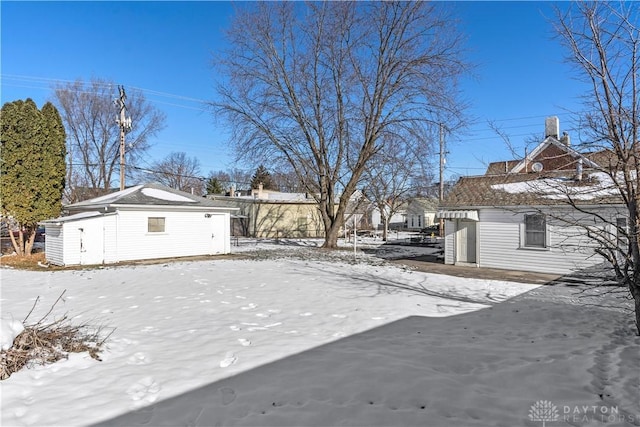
[{"left": 419, "top": 225, "right": 440, "bottom": 236}]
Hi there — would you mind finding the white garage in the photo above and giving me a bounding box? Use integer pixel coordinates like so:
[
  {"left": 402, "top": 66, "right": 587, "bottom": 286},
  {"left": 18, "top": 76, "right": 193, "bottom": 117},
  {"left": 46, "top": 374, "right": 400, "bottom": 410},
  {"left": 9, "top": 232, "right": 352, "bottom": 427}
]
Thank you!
[{"left": 41, "top": 183, "right": 237, "bottom": 266}]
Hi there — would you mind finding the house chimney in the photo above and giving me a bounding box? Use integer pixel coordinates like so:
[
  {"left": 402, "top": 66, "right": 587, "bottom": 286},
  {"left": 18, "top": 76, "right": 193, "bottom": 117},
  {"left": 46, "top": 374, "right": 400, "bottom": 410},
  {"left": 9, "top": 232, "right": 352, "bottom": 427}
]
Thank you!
[
  {"left": 545, "top": 116, "right": 560, "bottom": 139},
  {"left": 561, "top": 131, "right": 571, "bottom": 146},
  {"left": 576, "top": 158, "right": 583, "bottom": 181}
]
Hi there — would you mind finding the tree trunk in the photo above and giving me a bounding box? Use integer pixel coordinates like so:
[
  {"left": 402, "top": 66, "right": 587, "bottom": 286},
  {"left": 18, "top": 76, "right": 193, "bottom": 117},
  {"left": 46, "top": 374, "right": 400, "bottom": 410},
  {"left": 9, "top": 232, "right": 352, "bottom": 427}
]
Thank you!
[
  {"left": 8, "top": 231, "right": 23, "bottom": 256},
  {"left": 382, "top": 216, "right": 389, "bottom": 242},
  {"left": 323, "top": 220, "right": 341, "bottom": 248},
  {"left": 630, "top": 278, "right": 640, "bottom": 336},
  {"left": 24, "top": 230, "right": 36, "bottom": 256},
  {"left": 634, "top": 296, "right": 640, "bottom": 336}
]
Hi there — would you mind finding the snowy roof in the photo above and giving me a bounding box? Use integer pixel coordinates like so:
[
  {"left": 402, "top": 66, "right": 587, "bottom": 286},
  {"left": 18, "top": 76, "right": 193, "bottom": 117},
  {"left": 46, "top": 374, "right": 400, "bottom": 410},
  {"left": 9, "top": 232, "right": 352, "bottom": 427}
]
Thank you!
[
  {"left": 40, "top": 211, "right": 105, "bottom": 224},
  {"left": 442, "top": 169, "right": 622, "bottom": 208},
  {"left": 66, "top": 183, "right": 235, "bottom": 210},
  {"left": 442, "top": 133, "right": 623, "bottom": 208}
]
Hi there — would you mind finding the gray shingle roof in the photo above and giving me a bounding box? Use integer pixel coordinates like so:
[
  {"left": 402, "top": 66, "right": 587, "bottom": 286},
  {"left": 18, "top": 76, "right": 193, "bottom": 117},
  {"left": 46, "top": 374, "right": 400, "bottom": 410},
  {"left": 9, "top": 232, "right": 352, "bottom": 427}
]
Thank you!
[{"left": 66, "top": 183, "right": 230, "bottom": 209}]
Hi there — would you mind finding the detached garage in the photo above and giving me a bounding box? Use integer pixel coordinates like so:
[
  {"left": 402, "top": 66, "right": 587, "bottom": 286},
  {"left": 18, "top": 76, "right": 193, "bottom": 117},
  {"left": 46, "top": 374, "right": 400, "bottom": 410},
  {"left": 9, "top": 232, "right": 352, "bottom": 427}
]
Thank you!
[{"left": 41, "top": 183, "right": 237, "bottom": 266}]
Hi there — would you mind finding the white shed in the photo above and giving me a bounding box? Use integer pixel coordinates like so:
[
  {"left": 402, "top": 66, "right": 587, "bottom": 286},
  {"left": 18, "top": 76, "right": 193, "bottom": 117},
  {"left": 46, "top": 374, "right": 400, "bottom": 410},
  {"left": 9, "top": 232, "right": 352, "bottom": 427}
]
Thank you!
[{"left": 41, "top": 183, "right": 237, "bottom": 266}]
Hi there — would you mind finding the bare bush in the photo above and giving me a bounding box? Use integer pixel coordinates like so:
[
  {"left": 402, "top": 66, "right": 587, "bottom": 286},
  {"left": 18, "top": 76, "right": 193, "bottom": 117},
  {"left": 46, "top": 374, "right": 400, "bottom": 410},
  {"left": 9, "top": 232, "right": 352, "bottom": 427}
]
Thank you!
[{"left": 0, "top": 291, "right": 113, "bottom": 380}]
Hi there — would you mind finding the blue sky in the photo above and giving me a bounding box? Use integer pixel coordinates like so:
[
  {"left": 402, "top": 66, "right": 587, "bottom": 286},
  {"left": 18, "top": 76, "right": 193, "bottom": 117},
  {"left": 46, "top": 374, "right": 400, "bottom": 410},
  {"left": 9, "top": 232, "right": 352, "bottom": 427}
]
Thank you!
[{"left": 1, "top": 1, "right": 587, "bottom": 182}]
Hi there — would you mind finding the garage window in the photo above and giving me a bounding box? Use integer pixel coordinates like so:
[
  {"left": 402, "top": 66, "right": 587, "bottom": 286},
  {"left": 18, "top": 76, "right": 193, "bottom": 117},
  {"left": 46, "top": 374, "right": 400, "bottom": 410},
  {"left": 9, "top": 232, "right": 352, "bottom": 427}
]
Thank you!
[
  {"left": 524, "top": 214, "right": 546, "bottom": 248},
  {"left": 148, "top": 217, "right": 165, "bottom": 233}
]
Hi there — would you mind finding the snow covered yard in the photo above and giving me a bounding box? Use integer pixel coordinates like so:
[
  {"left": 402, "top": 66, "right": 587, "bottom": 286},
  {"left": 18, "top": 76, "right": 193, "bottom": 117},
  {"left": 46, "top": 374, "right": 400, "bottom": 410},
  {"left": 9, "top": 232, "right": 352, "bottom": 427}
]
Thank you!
[{"left": 1, "top": 240, "right": 638, "bottom": 426}]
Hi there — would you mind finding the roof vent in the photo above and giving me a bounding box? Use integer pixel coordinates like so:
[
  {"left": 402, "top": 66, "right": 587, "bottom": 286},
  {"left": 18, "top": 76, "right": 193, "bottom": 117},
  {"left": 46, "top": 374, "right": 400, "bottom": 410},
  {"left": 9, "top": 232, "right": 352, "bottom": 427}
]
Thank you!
[{"left": 531, "top": 162, "right": 544, "bottom": 172}]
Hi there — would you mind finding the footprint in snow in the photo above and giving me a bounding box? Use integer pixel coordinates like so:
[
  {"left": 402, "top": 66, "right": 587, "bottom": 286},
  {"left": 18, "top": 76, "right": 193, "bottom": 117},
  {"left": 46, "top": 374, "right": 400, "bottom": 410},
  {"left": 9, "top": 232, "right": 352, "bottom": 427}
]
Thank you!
[
  {"left": 230, "top": 325, "right": 241, "bottom": 331},
  {"left": 299, "top": 312, "right": 313, "bottom": 317},
  {"left": 219, "top": 352, "right": 237, "bottom": 368},
  {"left": 238, "top": 338, "right": 251, "bottom": 346},
  {"left": 331, "top": 314, "right": 347, "bottom": 319},
  {"left": 127, "top": 352, "right": 149, "bottom": 365},
  {"left": 127, "top": 377, "right": 161, "bottom": 405},
  {"left": 220, "top": 387, "right": 237, "bottom": 405},
  {"left": 241, "top": 303, "right": 257, "bottom": 310}
]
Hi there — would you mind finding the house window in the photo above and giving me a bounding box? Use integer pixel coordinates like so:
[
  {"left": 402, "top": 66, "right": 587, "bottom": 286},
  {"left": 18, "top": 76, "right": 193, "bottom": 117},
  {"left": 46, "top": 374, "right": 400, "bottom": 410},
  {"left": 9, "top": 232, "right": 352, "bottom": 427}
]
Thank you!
[
  {"left": 297, "top": 217, "right": 308, "bottom": 232},
  {"left": 418, "top": 215, "right": 422, "bottom": 228},
  {"left": 148, "top": 217, "right": 165, "bottom": 233},
  {"left": 524, "top": 214, "right": 546, "bottom": 248}
]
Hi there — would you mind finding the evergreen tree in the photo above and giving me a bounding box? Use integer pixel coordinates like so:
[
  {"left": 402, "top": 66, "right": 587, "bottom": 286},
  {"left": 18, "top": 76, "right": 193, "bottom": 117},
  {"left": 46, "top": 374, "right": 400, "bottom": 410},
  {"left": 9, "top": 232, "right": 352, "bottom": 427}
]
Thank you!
[
  {"left": 250, "top": 165, "right": 277, "bottom": 190},
  {"left": 206, "top": 176, "right": 225, "bottom": 195},
  {"left": 1, "top": 99, "right": 66, "bottom": 255}
]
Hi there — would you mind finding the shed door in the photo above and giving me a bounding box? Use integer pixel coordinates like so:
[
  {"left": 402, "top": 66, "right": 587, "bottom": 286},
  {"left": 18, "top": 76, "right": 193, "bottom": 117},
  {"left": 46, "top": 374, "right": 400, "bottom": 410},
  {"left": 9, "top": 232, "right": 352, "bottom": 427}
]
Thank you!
[
  {"left": 210, "top": 214, "right": 226, "bottom": 254},
  {"left": 457, "top": 220, "right": 477, "bottom": 263}
]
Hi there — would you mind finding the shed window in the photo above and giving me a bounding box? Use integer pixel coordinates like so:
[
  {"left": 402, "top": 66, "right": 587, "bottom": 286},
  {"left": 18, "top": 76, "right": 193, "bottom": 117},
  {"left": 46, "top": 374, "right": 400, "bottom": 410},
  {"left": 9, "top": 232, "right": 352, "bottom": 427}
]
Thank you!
[
  {"left": 148, "top": 217, "right": 165, "bottom": 233},
  {"left": 524, "top": 214, "right": 546, "bottom": 247}
]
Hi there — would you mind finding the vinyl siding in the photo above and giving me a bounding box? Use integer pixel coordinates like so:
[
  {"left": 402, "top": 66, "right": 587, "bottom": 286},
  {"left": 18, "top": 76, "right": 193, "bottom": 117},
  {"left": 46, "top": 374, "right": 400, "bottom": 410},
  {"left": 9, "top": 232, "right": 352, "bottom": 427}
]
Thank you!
[
  {"left": 443, "top": 220, "right": 456, "bottom": 265},
  {"left": 103, "top": 215, "right": 118, "bottom": 263},
  {"left": 115, "top": 209, "right": 228, "bottom": 262},
  {"left": 61, "top": 217, "right": 105, "bottom": 265},
  {"left": 477, "top": 208, "right": 605, "bottom": 275},
  {"left": 44, "top": 225, "right": 64, "bottom": 266}
]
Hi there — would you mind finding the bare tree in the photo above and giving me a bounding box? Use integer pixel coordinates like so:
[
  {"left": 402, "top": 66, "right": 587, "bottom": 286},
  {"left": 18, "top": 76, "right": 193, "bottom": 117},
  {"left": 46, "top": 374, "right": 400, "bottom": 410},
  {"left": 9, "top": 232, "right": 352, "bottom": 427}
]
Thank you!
[
  {"left": 362, "top": 133, "right": 433, "bottom": 240},
  {"left": 552, "top": 2, "right": 640, "bottom": 333},
  {"left": 146, "top": 152, "right": 204, "bottom": 195},
  {"left": 207, "top": 168, "right": 253, "bottom": 194},
  {"left": 213, "top": 2, "right": 469, "bottom": 248},
  {"left": 53, "top": 78, "right": 166, "bottom": 202}
]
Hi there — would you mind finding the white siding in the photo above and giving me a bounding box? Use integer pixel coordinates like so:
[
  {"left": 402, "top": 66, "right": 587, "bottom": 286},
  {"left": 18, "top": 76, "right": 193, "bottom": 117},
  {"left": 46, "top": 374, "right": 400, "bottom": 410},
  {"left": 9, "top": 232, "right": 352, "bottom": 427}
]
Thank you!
[
  {"left": 103, "top": 215, "right": 118, "bottom": 263},
  {"left": 443, "top": 220, "right": 456, "bottom": 265},
  {"left": 477, "top": 208, "right": 606, "bottom": 275},
  {"left": 61, "top": 217, "right": 105, "bottom": 265},
  {"left": 115, "top": 209, "right": 229, "bottom": 262},
  {"left": 44, "top": 225, "right": 64, "bottom": 266}
]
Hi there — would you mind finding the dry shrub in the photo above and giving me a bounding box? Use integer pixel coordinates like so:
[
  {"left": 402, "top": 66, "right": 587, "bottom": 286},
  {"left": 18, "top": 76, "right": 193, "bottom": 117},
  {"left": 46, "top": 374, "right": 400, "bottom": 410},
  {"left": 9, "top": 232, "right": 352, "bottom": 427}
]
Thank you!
[
  {"left": 0, "top": 291, "right": 113, "bottom": 380},
  {"left": 0, "top": 252, "right": 48, "bottom": 270}
]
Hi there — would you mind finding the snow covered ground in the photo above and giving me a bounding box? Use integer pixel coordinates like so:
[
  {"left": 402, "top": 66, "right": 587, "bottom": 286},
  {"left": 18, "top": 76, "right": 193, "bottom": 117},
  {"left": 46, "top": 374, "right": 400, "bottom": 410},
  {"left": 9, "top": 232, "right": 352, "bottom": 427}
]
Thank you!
[{"left": 1, "top": 238, "right": 638, "bottom": 426}]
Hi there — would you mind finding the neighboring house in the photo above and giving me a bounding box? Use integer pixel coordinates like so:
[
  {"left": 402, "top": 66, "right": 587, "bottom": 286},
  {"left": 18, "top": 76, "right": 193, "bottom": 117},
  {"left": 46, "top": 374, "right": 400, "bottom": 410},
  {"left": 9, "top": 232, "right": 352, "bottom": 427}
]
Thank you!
[
  {"left": 371, "top": 202, "right": 407, "bottom": 231},
  {"left": 406, "top": 198, "right": 439, "bottom": 230},
  {"left": 438, "top": 116, "right": 623, "bottom": 275},
  {"left": 41, "top": 183, "right": 236, "bottom": 266},
  {"left": 344, "top": 190, "right": 375, "bottom": 231},
  {"left": 208, "top": 184, "right": 324, "bottom": 238}
]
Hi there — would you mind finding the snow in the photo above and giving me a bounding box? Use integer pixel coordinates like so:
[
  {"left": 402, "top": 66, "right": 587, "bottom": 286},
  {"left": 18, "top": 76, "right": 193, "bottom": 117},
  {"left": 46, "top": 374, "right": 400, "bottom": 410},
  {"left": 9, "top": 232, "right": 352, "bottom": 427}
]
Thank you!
[
  {"left": 141, "top": 188, "right": 196, "bottom": 202},
  {"left": 40, "top": 211, "right": 104, "bottom": 224},
  {"left": 75, "top": 185, "right": 143, "bottom": 204},
  {"left": 1, "top": 239, "right": 638, "bottom": 426},
  {"left": 0, "top": 314, "right": 24, "bottom": 351},
  {"left": 491, "top": 172, "right": 620, "bottom": 200}
]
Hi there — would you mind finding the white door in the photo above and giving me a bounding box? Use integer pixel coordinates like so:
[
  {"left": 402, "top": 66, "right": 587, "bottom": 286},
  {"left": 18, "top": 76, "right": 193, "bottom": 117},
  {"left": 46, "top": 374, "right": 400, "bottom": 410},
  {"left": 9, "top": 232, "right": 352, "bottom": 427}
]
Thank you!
[
  {"left": 457, "top": 220, "right": 477, "bottom": 263},
  {"left": 210, "top": 214, "right": 226, "bottom": 254}
]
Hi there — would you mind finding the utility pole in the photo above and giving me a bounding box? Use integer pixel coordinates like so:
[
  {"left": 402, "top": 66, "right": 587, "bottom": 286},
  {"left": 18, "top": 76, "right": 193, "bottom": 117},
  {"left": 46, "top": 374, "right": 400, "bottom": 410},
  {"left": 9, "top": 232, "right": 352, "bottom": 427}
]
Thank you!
[
  {"left": 116, "top": 86, "right": 132, "bottom": 191},
  {"left": 438, "top": 123, "right": 445, "bottom": 237}
]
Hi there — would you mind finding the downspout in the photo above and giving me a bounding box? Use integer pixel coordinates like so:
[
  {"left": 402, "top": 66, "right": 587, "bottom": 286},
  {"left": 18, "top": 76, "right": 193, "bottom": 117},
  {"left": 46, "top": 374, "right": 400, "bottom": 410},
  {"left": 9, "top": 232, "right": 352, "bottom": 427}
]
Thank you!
[{"left": 115, "top": 208, "right": 119, "bottom": 263}]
